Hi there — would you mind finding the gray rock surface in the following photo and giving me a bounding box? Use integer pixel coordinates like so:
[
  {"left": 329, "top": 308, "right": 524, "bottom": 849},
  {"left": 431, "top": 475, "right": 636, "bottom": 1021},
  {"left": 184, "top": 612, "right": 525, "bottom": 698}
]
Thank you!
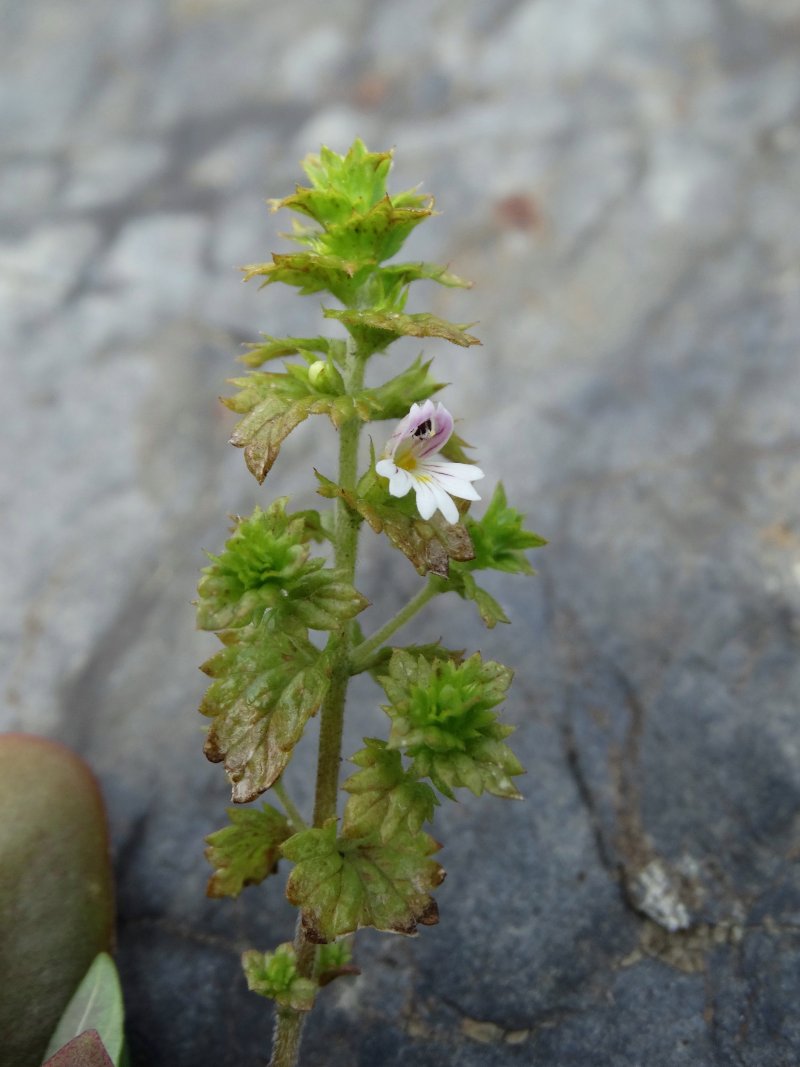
[{"left": 2, "top": 1, "right": 800, "bottom": 1064}]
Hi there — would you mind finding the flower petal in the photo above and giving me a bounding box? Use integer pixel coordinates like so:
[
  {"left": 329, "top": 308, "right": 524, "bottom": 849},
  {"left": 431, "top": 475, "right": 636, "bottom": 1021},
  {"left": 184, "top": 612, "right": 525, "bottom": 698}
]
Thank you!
[
  {"left": 429, "top": 482, "right": 460, "bottom": 524},
  {"left": 429, "top": 470, "right": 481, "bottom": 501},
  {"left": 383, "top": 399, "right": 437, "bottom": 459},
  {"left": 417, "top": 402, "right": 454, "bottom": 457},
  {"left": 423, "top": 460, "right": 484, "bottom": 483},
  {"left": 375, "top": 459, "right": 397, "bottom": 478},
  {"left": 411, "top": 476, "right": 438, "bottom": 520},
  {"left": 388, "top": 467, "right": 414, "bottom": 498}
]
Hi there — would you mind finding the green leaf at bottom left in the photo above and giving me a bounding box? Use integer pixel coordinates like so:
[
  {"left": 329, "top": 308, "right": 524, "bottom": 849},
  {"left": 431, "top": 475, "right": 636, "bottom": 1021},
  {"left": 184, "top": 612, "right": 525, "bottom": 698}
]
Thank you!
[{"left": 43, "top": 953, "right": 124, "bottom": 1065}]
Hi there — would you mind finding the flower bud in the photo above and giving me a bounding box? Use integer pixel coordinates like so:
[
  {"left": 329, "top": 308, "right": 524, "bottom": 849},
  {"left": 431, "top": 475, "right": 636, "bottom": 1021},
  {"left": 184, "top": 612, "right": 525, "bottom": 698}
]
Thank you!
[{"left": 308, "top": 360, "right": 329, "bottom": 388}]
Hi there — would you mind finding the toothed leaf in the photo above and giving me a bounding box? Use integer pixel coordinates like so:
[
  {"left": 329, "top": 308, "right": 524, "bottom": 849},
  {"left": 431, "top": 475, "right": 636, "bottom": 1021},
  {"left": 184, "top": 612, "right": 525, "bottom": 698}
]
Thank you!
[
  {"left": 315, "top": 471, "right": 474, "bottom": 578},
  {"left": 242, "top": 943, "right": 317, "bottom": 1012},
  {"left": 464, "top": 483, "right": 547, "bottom": 574},
  {"left": 282, "top": 820, "right": 444, "bottom": 942},
  {"left": 342, "top": 739, "right": 438, "bottom": 841},
  {"left": 204, "top": 804, "right": 291, "bottom": 899},
  {"left": 198, "top": 503, "right": 364, "bottom": 633},
  {"left": 324, "top": 308, "right": 480, "bottom": 354},
  {"left": 451, "top": 571, "right": 510, "bottom": 629},
  {"left": 201, "top": 628, "right": 331, "bottom": 803},
  {"left": 243, "top": 252, "right": 367, "bottom": 305},
  {"left": 354, "top": 356, "right": 445, "bottom": 422},
  {"left": 239, "top": 335, "right": 344, "bottom": 370},
  {"left": 223, "top": 366, "right": 354, "bottom": 482},
  {"left": 379, "top": 651, "right": 524, "bottom": 800}
]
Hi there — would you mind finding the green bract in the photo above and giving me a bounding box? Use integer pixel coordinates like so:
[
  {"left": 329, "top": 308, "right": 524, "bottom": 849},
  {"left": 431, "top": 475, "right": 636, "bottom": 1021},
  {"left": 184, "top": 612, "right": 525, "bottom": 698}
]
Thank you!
[
  {"left": 200, "top": 628, "right": 332, "bottom": 803},
  {"left": 204, "top": 804, "right": 291, "bottom": 899},
  {"left": 242, "top": 944, "right": 317, "bottom": 1012},
  {"left": 282, "top": 820, "right": 444, "bottom": 941},
  {"left": 342, "top": 739, "right": 439, "bottom": 842},
  {"left": 195, "top": 139, "right": 544, "bottom": 1067},
  {"left": 197, "top": 501, "right": 367, "bottom": 634},
  {"left": 442, "top": 483, "right": 547, "bottom": 627},
  {"left": 379, "top": 651, "right": 525, "bottom": 800},
  {"left": 316, "top": 464, "right": 475, "bottom": 578}
]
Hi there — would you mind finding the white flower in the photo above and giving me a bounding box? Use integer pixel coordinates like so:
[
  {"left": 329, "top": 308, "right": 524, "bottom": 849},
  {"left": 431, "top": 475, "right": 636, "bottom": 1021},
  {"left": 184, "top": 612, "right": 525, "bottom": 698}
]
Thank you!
[{"left": 375, "top": 400, "right": 484, "bottom": 524}]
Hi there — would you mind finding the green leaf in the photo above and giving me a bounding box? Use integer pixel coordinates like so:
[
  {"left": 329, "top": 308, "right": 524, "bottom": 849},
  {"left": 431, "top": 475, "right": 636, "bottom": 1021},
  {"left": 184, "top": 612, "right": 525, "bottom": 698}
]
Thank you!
[
  {"left": 42, "top": 1031, "right": 115, "bottom": 1067},
  {"left": 223, "top": 368, "right": 351, "bottom": 483},
  {"left": 197, "top": 503, "right": 366, "bottom": 633},
  {"left": 242, "top": 252, "right": 368, "bottom": 305},
  {"left": 283, "top": 195, "right": 432, "bottom": 268},
  {"left": 438, "top": 430, "right": 476, "bottom": 464},
  {"left": 354, "top": 356, "right": 445, "bottom": 422},
  {"left": 356, "top": 640, "right": 465, "bottom": 680},
  {"left": 349, "top": 261, "right": 470, "bottom": 317},
  {"left": 290, "top": 569, "right": 370, "bottom": 630},
  {"left": 437, "top": 484, "right": 547, "bottom": 627},
  {"left": 228, "top": 393, "right": 327, "bottom": 483},
  {"left": 324, "top": 196, "right": 433, "bottom": 265},
  {"left": 267, "top": 142, "right": 434, "bottom": 270},
  {"left": 315, "top": 471, "right": 475, "bottom": 578},
  {"left": 378, "top": 261, "right": 471, "bottom": 290},
  {"left": 464, "top": 483, "right": 547, "bottom": 574},
  {"left": 277, "top": 140, "right": 394, "bottom": 223},
  {"left": 450, "top": 571, "right": 510, "bottom": 629},
  {"left": 282, "top": 821, "right": 444, "bottom": 942},
  {"left": 242, "top": 943, "right": 317, "bottom": 1012},
  {"left": 44, "top": 954, "right": 124, "bottom": 1066},
  {"left": 201, "top": 628, "right": 331, "bottom": 803},
  {"left": 315, "top": 941, "right": 360, "bottom": 988},
  {"left": 238, "top": 335, "right": 344, "bottom": 370},
  {"left": 379, "top": 651, "right": 524, "bottom": 801},
  {"left": 324, "top": 308, "right": 481, "bottom": 354},
  {"left": 204, "top": 804, "right": 292, "bottom": 899},
  {"left": 342, "top": 739, "right": 438, "bottom": 842},
  {"left": 197, "top": 501, "right": 319, "bottom": 631}
]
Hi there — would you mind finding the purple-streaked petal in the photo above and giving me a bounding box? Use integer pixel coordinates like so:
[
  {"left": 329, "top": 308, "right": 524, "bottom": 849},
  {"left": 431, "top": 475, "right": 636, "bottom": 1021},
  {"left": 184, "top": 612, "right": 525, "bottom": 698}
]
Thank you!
[
  {"left": 429, "top": 470, "right": 481, "bottom": 501},
  {"left": 383, "top": 399, "right": 437, "bottom": 458},
  {"left": 417, "top": 401, "right": 454, "bottom": 457},
  {"left": 423, "top": 460, "right": 484, "bottom": 482}
]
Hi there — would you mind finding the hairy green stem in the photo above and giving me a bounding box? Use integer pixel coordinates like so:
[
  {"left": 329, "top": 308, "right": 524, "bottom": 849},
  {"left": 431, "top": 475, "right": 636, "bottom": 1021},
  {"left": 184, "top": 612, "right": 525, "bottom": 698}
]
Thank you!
[
  {"left": 272, "top": 780, "right": 308, "bottom": 833},
  {"left": 270, "top": 337, "right": 364, "bottom": 1067},
  {"left": 269, "top": 1009, "right": 305, "bottom": 1067},
  {"left": 350, "top": 578, "right": 441, "bottom": 673}
]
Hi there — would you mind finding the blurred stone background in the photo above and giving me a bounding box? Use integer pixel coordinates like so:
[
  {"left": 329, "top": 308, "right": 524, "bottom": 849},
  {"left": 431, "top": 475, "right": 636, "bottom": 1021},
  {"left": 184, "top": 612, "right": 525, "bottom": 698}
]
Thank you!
[{"left": 2, "top": 1, "right": 800, "bottom": 1064}]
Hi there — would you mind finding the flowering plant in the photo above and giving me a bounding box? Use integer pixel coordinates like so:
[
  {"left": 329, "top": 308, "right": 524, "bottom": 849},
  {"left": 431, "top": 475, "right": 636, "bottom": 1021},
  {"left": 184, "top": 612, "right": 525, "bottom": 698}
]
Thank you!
[{"left": 196, "top": 140, "right": 545, "bottom": 1066}]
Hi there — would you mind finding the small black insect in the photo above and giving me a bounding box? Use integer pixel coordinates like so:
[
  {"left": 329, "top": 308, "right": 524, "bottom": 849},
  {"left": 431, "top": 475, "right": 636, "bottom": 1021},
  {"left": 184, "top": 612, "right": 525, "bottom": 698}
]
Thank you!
[{"left": 413, "top": 419, "right": 433, "bottom": 438}]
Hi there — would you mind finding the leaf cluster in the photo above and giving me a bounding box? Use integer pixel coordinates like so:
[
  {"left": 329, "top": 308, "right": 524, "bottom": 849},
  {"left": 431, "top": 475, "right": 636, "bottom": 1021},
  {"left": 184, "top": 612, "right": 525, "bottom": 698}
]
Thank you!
[
  {"left": 440, "top": 483, "right": 547, "bottom": 627},
  {"left": 197, "top": 501, "right": 368, "bottom": 803},
  {"left": 378, "top": 650, "right": 524, "bottom": 800},
  {"left": 242, "top": 943, "right": 317, "bottom": 1012},
  {"left": 225, "top": 142, "right": 479, "bottom": 481}
]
